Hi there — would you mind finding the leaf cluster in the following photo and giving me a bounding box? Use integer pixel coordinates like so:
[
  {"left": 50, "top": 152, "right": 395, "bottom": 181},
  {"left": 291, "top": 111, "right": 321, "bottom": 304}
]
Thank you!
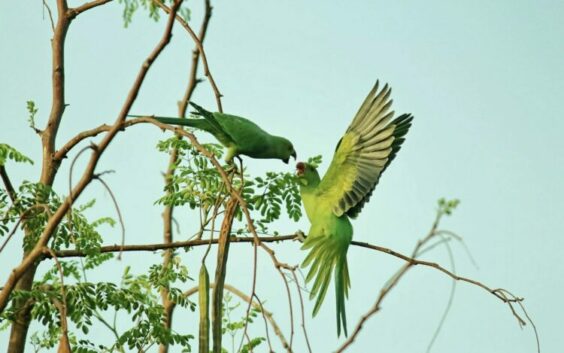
[
  {"left": 239, "top": 171, "right": 302, "bottom": 233},
  {"left": 0, "top": 143, "right": 33, "bottom": 167},
  {"left": 437, "top": 198, "right": 460, "bottom": 216},
  {"left": 118, "top": 0, "right": 191, "bottom": 27},
  {"left": 221, "top": 292, "right": 265, "bottom": 353},
  {"left": 156, "top": 137, "right": 303, "bottom": 235}
]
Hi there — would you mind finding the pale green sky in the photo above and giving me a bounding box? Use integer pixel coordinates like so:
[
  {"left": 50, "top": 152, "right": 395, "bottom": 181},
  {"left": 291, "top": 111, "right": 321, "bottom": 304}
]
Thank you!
[{"left": 1, "top": 0, "right": 563, "bottom": 352}]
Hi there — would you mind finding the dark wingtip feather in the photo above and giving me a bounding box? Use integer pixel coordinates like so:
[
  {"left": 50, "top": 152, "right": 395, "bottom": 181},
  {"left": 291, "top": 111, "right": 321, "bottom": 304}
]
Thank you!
[
  {"left": 189, "top": 101, "right": 208, "bottom": 117},
  {"left": 345, "top": 113, "right": 414, "bottom": 219}
]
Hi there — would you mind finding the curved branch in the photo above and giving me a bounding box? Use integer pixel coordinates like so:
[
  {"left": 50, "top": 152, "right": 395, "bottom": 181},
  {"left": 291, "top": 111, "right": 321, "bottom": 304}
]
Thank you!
[
  {"left": 54, "top": 124, "right": 111, "bottom": 161},
  {"left": 350, "top": 239, "right": 520, "bottom": 304}
]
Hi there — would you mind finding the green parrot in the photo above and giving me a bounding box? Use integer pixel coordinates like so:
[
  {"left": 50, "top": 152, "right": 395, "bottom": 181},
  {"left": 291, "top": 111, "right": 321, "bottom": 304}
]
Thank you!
[
  {"left": 295, "top": 81, "right": 413, "bottom": 336},
  {"left": 130, "top": 102, "right": 297, "bottom": 164}
]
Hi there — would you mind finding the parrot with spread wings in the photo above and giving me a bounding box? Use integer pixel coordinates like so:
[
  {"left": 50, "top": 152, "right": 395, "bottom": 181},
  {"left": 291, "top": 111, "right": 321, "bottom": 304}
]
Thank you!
[
  {"left": 296, "top": 81, "right": 413, "bottom": 336},
  {"left": 130, "top": 102, "right": 297, "bottom": 164}
]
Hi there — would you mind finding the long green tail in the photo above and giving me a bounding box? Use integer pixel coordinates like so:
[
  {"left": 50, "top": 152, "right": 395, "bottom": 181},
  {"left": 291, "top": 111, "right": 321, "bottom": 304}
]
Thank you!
[{"left": 301, "top": 234, "right": 351, "bottom": 336}]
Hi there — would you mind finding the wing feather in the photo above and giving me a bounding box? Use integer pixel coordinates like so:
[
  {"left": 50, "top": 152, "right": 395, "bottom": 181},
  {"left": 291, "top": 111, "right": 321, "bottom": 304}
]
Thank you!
[{"left": 317, "top": 81, "right": 414, "bottom": 218}]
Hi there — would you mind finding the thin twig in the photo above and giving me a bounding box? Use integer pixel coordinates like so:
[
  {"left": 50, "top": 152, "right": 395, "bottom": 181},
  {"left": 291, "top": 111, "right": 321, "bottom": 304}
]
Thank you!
[
  {"left": 67, "top": 145, "right": 95, "bottom": 244},
  {"left": 253, "top": 293, "right": 274, "bottom": 353},
  {"left": 336, "top": 211, "right": 533, "bottom": 352},
  {"left": 0, "top": 204, "right": 52, "bottom": 255},
  {"left": 291, "top": 270, "right": 312, "bottom": 353},
  {"left": 54, "top": 124, "right": 112, "bottom": 162},
  {"left": 0, "top": 166, "right": 17, "bottom": 202},
  {"left": 43, "top": 247, "right": 71, "bottom": 353},
  {"left": 350, "top": 239, "right": 521, "bottom": 304},
  {"left": 153, "top": 0, "right": 223, "bottom": 112},
  {"left": 338, "top": 213, "right": 454, "bottom": 351},
  {"left": 425, "top": 234, "right": 456, "bottom": 353},
  {"left": 42, "top": 0, "right": 56, "bottom": 31},
  {"left": 436, "top": 229, "right": 480, "bottom": 269},
  {"left": 93, "top": 174, "right": 126, "bottom": 259},
  {"left": 177, "top": 0, "right": 213, "bottom": 117},
  {"left": 237, "top": 235, "right": 259, "bottom": 352},
  {"left": 70, "top": 0, "right": 113, "bottom": 17}
]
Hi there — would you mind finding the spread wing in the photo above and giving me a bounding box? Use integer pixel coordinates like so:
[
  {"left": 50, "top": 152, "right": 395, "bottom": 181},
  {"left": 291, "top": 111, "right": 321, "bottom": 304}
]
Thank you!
[{"left": 317, "top": 81, "right": 413, "bottom": 218}]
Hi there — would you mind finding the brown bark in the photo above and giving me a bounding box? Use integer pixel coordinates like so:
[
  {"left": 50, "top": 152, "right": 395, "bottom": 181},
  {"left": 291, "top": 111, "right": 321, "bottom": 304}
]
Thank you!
[{"left": 7, "top": 1, "right": 70, "bottom": 351}]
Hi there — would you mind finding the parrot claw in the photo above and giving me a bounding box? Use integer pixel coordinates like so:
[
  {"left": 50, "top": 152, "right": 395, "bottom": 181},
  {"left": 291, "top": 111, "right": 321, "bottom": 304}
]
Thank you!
[
  {"left": 294, "top": 230, "right": 306, "bottom": 242},
  {"left": 224, "top": 164, "right": 242, "bottom": 177}
]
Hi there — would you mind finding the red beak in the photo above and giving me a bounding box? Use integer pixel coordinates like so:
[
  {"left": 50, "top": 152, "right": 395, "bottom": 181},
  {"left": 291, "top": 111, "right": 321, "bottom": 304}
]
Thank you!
[{"left": 296, "top": 162, "right": 305, "bottom": 176}]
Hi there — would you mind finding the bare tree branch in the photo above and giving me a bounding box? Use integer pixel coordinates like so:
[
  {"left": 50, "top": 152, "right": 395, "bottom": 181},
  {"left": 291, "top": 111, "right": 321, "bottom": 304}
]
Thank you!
[
  {"left": 70, "top": 0, "right": 114, "bottom": 17},
  {"left": 336, "top": 211, "right": 533, "bottom": 352},
  {"left": 177, "top": 0, "right": 213, "bottom": 117},
  {"left": 42, "top": 0, "right": 56, "bottom": 32},
  {"left": 0, "top": 204, "right": 52, "bottom": 256},
  {"left": 0, "top": 166, "right": 17, "bottom": 202},
  {"left": 350, "top": 239, "right": 521, "bottom": 304},
  {"left": 48, "top": 235, "right": 296, "bottom": 258},
  {"left": 425, "top": 235, "right": 456, "bottom": 353},
  {"left": 93, "top": 174, "right": 126, "bottom": 259},
  {"left": 291, "top": 270, "right": 312, "bottom": 353},
  {"left": 54, "top": 124, "right": 112, "bottom": 161},
  {"left": 154, "top": 0, "right": 223, "bottom": 112}
]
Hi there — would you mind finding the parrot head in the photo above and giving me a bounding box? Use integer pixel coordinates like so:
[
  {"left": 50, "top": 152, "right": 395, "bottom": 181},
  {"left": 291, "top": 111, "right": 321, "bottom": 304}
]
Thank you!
[
  {"left": 295, "top": 162, "right": 321, "bottom": 187},
  {"left": 276, "top": 137, "right": 297, "bottom": 164}
]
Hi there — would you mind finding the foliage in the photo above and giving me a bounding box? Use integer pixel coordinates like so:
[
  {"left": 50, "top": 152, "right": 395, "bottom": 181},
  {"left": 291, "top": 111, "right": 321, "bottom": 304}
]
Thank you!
[
  {"left": 0, "top": 143, "right": 33, "bottom": 166},
  {"left": 307, "top": 154, "right": 323, "bottom": 169},
  {"left": 221, "top": 292, "right": 265, "bottom": 353},
  {"left": 156, "top": 136, "right": 303, "bottom": 234},
  {"left": 437, "top": 197, "right": 460, "bottom": 216},
  {"left": 26, "top": 100, "right": 38, "bottom": 131},
  {"left": 118, "top": 0, "right": 191, "bottom": 27},
  {"left": 241, "top": 171, "right": 302, "bottom": 233}
]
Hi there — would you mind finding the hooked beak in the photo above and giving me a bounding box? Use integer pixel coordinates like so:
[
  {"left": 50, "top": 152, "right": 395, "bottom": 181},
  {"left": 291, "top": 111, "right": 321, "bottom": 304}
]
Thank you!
[
  {"left": 291, "top": 150, "right": 297, "bottom": 160},
  {"left": 283, "top": 158, "right": 289, "bottom": 164}
]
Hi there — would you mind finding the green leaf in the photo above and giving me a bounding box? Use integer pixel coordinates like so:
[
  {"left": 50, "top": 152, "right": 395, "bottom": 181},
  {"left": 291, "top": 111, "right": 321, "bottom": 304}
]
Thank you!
[{"left": 0, "top": 143, "right": 33, "bottom": 166}]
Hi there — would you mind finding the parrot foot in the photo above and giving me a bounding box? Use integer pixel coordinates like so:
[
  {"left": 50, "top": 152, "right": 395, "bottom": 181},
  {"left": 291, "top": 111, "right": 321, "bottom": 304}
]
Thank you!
[
  {"left": 294, "top": 230, "right": 306, "bottom": 242},
  {"left": 224, "top": 164, "right": 241, "bottom": 176}
]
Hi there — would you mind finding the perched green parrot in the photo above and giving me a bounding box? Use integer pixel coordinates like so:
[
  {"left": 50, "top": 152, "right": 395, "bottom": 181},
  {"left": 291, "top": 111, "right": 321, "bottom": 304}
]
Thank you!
[
  {"left": 131, "top": 102, "right": 297, "bottom": 164},
  {"left": 295, "top": 81, "right": 413, "bottom": 336}
]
